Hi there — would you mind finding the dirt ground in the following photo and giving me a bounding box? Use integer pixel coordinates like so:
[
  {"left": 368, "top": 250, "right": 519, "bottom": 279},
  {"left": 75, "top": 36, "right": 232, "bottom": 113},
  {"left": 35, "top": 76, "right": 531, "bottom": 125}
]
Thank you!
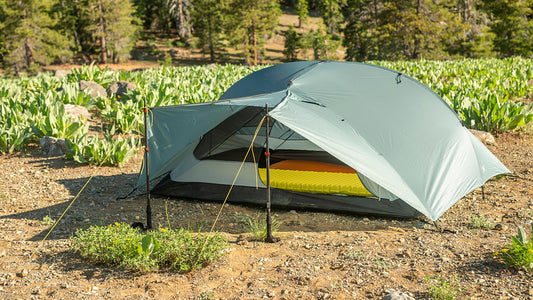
[{"left": 0, "top": 129, "right": 532, "bottom": 299}]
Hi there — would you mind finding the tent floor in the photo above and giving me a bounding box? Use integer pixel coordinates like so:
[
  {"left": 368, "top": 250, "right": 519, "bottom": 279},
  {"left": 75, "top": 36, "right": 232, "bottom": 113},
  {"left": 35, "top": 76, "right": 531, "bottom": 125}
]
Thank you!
[{"left": 152, "top": 175, "right": 419, "bottom": 218}]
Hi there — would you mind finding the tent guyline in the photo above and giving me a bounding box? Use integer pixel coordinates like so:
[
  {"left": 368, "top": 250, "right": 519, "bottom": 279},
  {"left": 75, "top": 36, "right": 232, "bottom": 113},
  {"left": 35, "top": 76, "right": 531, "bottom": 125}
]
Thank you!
[{"left": 137, "top": 60, "right": 510, "bottom": 222}]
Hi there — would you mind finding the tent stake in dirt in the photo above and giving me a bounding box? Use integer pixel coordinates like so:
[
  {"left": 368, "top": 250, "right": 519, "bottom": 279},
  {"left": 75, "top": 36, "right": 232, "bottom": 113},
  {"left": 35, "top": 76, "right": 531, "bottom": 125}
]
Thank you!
[
  {"left": 143, "top": 98, "right": 153, "bottom": 230},
  {"left": 265, "top": 104, "right": 279, "bottom": 243}
]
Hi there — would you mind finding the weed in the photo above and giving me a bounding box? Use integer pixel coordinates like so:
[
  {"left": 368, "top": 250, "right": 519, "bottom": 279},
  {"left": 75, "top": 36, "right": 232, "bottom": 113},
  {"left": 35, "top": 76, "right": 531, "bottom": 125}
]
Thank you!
[
  {"left": 425, "top": 273, "right": 462, "bottom": 300},
  {"left": 470, "top": 215, "right": 495, "bottom": 229},
  {"left": 328, "top": 279, "right": 344, "bottom": 291},
  {"left": 345, "top": 251, "right": 366, "bottom": 261},
  {"left": 243, "top": 213, "right": 282, "bottom": 241},
  {"left": 198, "top": 290, "right": 214, "bottom": 300},
  {"left": 372, "top": 257, "right": 394, "bottom": 270},
  {"left": 42, "top": 215, "right": 56, "bottom": 227}
]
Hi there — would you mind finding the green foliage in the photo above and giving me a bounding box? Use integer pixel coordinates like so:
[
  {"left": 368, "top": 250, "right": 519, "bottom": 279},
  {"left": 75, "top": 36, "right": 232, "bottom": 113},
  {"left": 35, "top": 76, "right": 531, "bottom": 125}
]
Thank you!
[
  {"left": 158, "top": 52, "right": 173, "bottom": 67},
  {"left": 317, "top": 0, "right": 346, "bottom": 35},
  {"left": 243, "top": 213, "right": 282, "bottom": 241},
  {"left": 425, "top": 273, "right": 462, "bottom": 300},
  {"left": 301, "top": 28, "right": 341, "bottom": 60},
  {"left": 32, "top": 103, "right": 88, "bottom": 140},
  {"left": 66, "top": 63, "right": 117, "bottom": 89},
  {"left": 482, "top": 0, "right": 533, "bottom": 57},
  {"left": 76, "top": 0, "right": 141, "bottom": 63},
  {"left": 71, "top": 223, "right": 229, "bottom": 273},
  {"left": 65, "top": 126, "right": 140, "bottom": 167},
  {"left": 226, "top": 0, "right": 281, "bottom": 65},
  {"left": 0, "top": 0, "right": 73, "bottom": 74},
  {"left": 191, "top": 0, "right": 229, "bottom": 62},
  {"left": 495, "top": 224, "right": 533, "bottom": 272},
  {"left": 283, "top": 26, "right": 301, "bottom": 62},
  {"left": 470, "top": 215, "right": 495, "bottom": 229},
  {"left": 295, "top": 0, "right": 309, "bottom": 28},
  {"left": 343, "top": 0, "right": 492, "bottom": 61}
]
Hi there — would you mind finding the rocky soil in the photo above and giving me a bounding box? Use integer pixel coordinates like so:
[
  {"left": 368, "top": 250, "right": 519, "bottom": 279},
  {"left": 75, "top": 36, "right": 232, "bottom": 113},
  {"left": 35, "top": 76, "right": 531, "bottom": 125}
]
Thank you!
[{"left": 0, "top": 132, "right": 532, "bottom": 299}]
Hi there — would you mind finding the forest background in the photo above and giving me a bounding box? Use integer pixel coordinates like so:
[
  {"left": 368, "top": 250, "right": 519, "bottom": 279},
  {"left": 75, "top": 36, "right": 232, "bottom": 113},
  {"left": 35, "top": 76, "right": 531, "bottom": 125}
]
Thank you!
[{"left": 1, "top": 0, "right": 532, "bottom": 75}]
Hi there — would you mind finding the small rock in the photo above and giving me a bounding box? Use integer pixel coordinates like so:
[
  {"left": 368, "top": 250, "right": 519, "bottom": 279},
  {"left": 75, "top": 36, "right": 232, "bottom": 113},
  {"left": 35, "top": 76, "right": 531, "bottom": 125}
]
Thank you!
[
  {"left": 40, "top": 136, "right": 69, "bottom": 156},
  {"left": 64, "top": 104, "right": 91, "bottom": 121},
  {"left": 382, "top": 291, "right": 416, "bottom": 300},
  {"left": 236, "top": 235, "right": 248, "bottom": 245},
  {"left": 61, "top": 282, "right": 69, "bottom": 289},
  {"left": 31, "top": 288, "right": 42, "bottom": 295},
  {"left": 17, "top": 269, "right": 28, "bottom": 278},
  {"left": 80, "top": 80, "right": 106, "bottom": 99},
  {"left": 469, "top": 129, "right": 497, "bottom": 145},
  {"left": 493, "top": 223, "right": 508, "bottom": 231},
  {"left": 106, "top": 81, "right": 136, "bottom": 98},
  {"left": 54, "top": 69, "right": 72, "bottom": 78}
]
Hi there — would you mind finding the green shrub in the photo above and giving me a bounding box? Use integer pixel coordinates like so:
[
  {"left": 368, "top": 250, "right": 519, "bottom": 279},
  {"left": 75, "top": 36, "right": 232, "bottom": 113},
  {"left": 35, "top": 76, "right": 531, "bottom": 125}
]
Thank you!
[
  {"left": 495, "top": 224, "right": 533, "bottom": 272},
  {"left": 71, "top": 223, "right": 228, "bottom": 273}
]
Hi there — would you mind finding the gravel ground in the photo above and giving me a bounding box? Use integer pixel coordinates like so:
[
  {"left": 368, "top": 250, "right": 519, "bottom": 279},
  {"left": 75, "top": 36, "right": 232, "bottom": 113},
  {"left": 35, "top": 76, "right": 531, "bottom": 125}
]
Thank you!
[{"left": 0, "top": 132, "right": 532, "bottom": 299}]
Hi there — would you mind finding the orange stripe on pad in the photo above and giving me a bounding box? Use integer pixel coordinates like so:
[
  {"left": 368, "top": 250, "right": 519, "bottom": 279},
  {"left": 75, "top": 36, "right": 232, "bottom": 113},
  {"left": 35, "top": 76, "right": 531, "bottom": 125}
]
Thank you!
[{"left": 270, "top": 160, "right": 356, "bottom": 173}]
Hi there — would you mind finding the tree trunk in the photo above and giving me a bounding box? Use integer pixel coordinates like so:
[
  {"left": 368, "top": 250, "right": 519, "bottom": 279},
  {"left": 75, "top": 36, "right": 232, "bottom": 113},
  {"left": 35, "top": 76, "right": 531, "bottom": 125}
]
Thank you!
[
  {"left": 24, "top": 38, "right": 34, "bottom": 69},
  {"left": 413, "top": 0, "right": 422, "bottom": 59},
  {"left": 208, "top": 15, "right": 214, "bottom": 62},
  {"left": 98, "top": 0, "right": 107, "bottom": 64}
]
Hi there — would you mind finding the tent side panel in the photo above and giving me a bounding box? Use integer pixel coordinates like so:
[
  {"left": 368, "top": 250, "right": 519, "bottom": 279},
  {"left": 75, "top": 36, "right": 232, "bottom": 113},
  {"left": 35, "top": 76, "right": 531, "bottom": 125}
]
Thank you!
[{"left": 151, "top": 176, "right": 419, "bottom": 218}]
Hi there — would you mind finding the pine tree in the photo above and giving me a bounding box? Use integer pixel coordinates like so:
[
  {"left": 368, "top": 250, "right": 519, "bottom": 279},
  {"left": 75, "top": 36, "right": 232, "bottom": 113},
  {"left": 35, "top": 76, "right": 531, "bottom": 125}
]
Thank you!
[
  {"left": 343, "top": 0, "right": 380, "bottom": 61},
  {"left": 442, "top": 0, "right": 494, "bottom": 58},
  {"left": 481, "top": 0, "right": 533, "bottom": 57},
  {"left": 0, "top": 0, "right": 72, "bottom": 74},
  {"left": 283, "top": 25, "right": 301, "bottom": 61},
  {"left": 295, "top": 0, "right": 309, "bottom": 28},
  {"left": 191, "top": 0, "right": 229, "bottom": 62},
  {"left": 78, "top": 0, "right": 140, "bottom": 63},
  {"left": 317, "top": 0, "right": 346, "bottom": 35},
  {"left": 227, "top": 0, "right": 281, "bottom": 65}
]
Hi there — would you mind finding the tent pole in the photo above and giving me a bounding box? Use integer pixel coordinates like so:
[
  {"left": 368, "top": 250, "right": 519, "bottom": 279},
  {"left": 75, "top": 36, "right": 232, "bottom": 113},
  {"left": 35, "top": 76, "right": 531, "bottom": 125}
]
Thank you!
[
  {"left": 143, "top": 97, "right": 153, "bottom": 230},
  {"left": 265, "top": 104, "right": 278, "bottom": 243}
]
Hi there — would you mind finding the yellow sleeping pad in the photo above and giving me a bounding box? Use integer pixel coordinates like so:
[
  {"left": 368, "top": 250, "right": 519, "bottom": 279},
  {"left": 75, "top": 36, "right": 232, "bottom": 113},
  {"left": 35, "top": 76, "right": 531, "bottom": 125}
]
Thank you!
[{"left": 258, "top": 160, "right": 374, "bottom": 197}]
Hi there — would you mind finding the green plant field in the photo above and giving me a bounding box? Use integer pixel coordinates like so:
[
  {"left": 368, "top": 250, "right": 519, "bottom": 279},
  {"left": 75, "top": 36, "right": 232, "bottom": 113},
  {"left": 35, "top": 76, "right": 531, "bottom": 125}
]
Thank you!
[{"left": 1, "top": 59, "right": 532, "bottom": 165}]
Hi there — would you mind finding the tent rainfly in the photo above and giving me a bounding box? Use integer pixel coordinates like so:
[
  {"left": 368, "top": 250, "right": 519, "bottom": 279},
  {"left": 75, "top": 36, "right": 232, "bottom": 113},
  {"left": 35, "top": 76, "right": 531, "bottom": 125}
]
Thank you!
[{"left": 136, "top": 61, "right": 510, "bottom": 221}]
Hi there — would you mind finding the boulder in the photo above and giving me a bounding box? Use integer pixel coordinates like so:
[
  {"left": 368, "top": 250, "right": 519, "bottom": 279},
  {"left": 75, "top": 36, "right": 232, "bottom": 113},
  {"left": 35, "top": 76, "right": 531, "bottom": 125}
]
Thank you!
[
  {"left": 64, "top": 104, "right": 91, "bottom": 121},
  {"left": 53, "top": 69, "right": 72, "bottom": 78},
  {"left": 79, "top": 80, "right": 106, "bottom": 99},
  {"left": 469, "top": 129, "right": 497, "bottom": 146},
  {"left": 40, "top": 136, "right": 69, "bottom": 157},
  {"left": 106, "top": 81, "right": 136, "bottom": 98}
]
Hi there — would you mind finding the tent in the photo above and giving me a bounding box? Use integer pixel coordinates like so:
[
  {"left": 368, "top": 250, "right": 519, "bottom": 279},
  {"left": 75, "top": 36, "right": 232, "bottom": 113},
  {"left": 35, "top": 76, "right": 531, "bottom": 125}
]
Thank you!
[{"left": 136, "top": 61, "right": 509, "bottom": 221}]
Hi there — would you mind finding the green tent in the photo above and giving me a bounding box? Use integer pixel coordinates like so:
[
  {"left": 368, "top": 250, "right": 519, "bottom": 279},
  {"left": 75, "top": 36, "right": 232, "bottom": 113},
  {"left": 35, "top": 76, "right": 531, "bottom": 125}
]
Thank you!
[{"left": 137, "top": 61, "right": 509, "bottom": 221}]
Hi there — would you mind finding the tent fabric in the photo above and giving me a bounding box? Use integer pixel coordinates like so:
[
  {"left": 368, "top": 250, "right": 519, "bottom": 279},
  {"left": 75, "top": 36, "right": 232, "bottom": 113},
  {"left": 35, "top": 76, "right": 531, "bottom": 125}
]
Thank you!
[{"left": 137, "top": 61, "right": 510, "bottom": 221}]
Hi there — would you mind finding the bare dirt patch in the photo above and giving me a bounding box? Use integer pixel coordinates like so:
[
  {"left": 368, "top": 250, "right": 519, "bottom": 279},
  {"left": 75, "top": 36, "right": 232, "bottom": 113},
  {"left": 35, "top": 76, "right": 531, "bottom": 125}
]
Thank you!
[{"left": 0, "top": 132, "right": 532, "bottom": 299}]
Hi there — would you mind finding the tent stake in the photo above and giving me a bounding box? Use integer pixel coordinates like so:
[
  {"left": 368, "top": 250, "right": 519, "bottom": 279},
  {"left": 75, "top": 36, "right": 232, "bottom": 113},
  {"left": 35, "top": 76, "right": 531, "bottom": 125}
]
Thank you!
[
  {"left": 265, "top": 104, "right": 279, "bottom": 243},
  {"left": 143, "top": 97, "right": 153, "bottom": 230}
]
